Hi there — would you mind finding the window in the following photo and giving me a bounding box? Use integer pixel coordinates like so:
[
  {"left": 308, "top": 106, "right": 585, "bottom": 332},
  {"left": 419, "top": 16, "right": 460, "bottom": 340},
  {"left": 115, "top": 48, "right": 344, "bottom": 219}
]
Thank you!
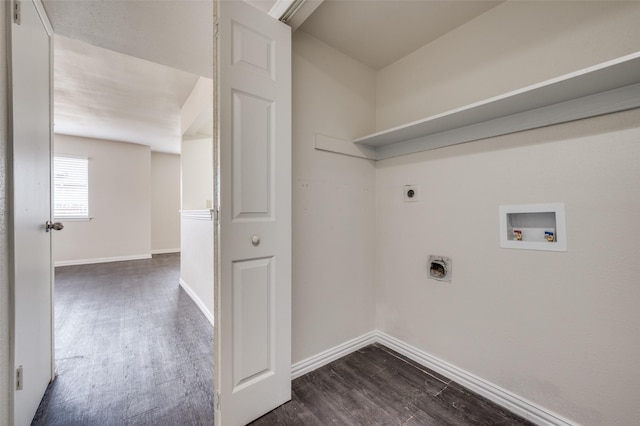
[{"left": 54, "top": 155, "right": 89, "bottom": 219}]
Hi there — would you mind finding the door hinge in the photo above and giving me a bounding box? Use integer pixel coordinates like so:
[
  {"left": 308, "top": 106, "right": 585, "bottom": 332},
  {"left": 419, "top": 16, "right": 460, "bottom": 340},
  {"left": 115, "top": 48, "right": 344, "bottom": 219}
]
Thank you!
[
  {"left": 13, "top": 1, "right": 21, "bottom": 25},
  {"left": 16, "top": 366, "right": 23, "bottom": 390},
  {"left": 214, "top": 18, "right": 219, "bottom": 40},
  {"left": 213, "top": 208, "right": 220, "bottom": 223},
  {"left": 214, "top": 390, "right": 221, "bottom": 410}
]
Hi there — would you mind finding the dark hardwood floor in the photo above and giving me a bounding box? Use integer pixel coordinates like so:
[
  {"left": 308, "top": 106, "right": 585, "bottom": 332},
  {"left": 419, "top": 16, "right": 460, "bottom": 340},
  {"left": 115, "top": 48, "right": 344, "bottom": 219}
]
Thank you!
[
  {"left": 32, "top": 254, "right": 215, "bottom": 426},
  {"left": 251, "top": 344, "right": 534, "bottom": 426},
  {"left": 33, "top": 253, "right": 532, "bottom": 426}
]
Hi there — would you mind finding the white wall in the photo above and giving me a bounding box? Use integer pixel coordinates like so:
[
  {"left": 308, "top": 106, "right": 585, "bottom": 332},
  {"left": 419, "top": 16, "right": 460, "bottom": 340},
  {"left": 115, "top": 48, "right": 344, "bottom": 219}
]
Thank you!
[
  {"left": 54, "top": 134, "right": 151, "bottom": 264},
  {"left": 376, "top": 1, "right": 640, "bottom": 131},
  {"left": 181, "top": 137, "right": 213, "bottom": 210},
  {"left": 291, "top": 31, "right": 377, "bottom": 363},
  {"left": 0, "top": 4, "right": 10, "bottom": 425},
  {"left": 151, "top": 152, "right": 180, "bottom": 253},
  {"left": 376, "top": 112, "right": 640, "bottom": 426},
  {"left": 374, "top": 2, "right": 640, "bottom": 425},
  {"left": 178, "top": 135, "right": 214, "bottom": 321},
  {"left": 180, "top": 214, "right": 214, "bottom": 322}
]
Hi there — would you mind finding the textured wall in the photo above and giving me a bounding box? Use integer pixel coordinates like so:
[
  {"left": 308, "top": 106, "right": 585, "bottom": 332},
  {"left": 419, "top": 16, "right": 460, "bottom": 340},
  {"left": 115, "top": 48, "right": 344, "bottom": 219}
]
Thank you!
[
  {"left": 180, "top": 137, "right": 213, "bottom": 210},
  {"left": 180, "top": 216, "right": 214, "bottom": 320},
  {"left": 374, "top": 2, "right": 640, "bottom": 424},
  {"left": 376, "top": 111, "right": 640, "bottom": 425},
  {"left": 53, "top": 134, "right": 151, "bottom": 264},
  {"left": 151, "top": 152, "right": 180, "bottom": 253},
  {"left": 376, "top": 1, "right": 640, "bottom": 131},
  {"left": 291, "top": 31, "right": 377, "bottom": 363}
]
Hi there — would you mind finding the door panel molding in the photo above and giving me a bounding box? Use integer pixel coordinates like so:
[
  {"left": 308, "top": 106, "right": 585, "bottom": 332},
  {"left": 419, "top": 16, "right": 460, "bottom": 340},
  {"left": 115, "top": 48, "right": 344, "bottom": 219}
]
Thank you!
[{"left": 216, "top": 1, "right": 291, "bottom": 425}]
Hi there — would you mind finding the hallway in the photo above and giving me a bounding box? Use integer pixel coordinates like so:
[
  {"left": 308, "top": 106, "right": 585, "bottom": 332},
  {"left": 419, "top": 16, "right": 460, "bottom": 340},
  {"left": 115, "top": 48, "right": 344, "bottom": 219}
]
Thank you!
[{"left": 32, "top": 254, "right": 214, "bottom": 426}]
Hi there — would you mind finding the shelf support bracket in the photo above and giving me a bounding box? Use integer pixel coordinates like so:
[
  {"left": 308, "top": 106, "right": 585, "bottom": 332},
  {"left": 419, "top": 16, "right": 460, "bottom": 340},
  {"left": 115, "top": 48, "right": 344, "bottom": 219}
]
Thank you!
[{"left": 314, "top": 134, "right": 376, "bottom": 160}]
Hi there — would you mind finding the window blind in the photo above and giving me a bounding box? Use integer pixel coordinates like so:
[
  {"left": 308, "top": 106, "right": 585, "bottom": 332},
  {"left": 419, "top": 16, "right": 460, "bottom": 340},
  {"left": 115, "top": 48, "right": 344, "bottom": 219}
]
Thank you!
[{"left": 54, "top": 156, "right": 89, "bottom": 219}]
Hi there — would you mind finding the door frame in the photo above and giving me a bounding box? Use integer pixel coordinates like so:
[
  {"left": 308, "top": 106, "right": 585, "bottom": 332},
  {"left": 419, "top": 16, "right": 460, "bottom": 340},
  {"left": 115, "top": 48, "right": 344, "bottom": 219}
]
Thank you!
[{"left": 7, "top": 0, "right": 56, "bottom": 423}]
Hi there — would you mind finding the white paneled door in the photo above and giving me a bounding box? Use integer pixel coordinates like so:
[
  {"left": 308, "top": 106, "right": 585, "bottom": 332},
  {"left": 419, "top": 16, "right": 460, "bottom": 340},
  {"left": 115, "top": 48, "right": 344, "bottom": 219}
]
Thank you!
[
  {"left": 216, "top": 1, "right": 292, "bottom": 425},
  {"left": 10, "top": 0, "right": 55, "bottom": 425}
]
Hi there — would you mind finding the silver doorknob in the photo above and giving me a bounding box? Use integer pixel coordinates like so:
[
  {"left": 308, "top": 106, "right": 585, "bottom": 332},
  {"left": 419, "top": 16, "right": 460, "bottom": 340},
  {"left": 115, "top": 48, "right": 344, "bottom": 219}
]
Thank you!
[
  {"left": 46, "top": 221, "right": 64, "bottom": 232},
  {"left": 251, "top": 234, "right": 260, "bottom": 245}
]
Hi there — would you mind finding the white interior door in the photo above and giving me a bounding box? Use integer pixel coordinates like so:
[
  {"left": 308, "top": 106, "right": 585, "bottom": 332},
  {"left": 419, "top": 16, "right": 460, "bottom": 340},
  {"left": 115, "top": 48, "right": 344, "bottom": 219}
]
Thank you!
[
  {"left": 216, "top": 1, "right": 291, "bottom": 424},
  {"left": 10, "top": 1, "right": 54, "bottom": 425}
]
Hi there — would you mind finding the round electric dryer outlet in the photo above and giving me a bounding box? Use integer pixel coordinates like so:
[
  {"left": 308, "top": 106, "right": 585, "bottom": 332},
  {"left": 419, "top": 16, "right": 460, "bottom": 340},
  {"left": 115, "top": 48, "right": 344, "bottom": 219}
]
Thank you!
[{"left": 404, "top": 185, "right": 420, "bottom": 202}]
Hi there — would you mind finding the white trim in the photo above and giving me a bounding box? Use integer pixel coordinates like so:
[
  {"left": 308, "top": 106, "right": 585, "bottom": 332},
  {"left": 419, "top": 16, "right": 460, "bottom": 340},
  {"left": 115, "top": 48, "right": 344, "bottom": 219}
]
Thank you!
[
  {"left": 151, "top": 248, "right": 181, "bottom": 255},
  {"left": 291, "top": 330, "right": 575, "bottom": 426},
  {"left": 33, "top": 0, "right": 53, "bottom": 36},
  {"left": 179, "top": 278, "right": 214, "bottom": 326},
  {"left": 375, "top": 331, "right": 574, "bottom": 426},
  {"left": 272, "top": 0, "right": 324, "bottom": 31},
  {"left": 269, "top": 0, "right": 297, "bottom": 19},
  {"left": 314, "top": 133, "right": 376, "bottom": 160},
  {"left": 357, "top": 52, "right": 640, "bottom": 148},
  {"left": 306, "top": 52, "right": 640, "bottom": 160},
  {"left": 54, "top": 217, "right": 93, "bottom": 222},
  {"left": 180, "top": 209, "right": 214, "bottom": 220},
  {"left": 374, "top": 84, "right": 640, "bottom": 160},
  {"left": 290, "top": 331, "right": 377, "bottom": 379},
  {"left": 54, "top": 254, "right": 151, "bottom": 267}
]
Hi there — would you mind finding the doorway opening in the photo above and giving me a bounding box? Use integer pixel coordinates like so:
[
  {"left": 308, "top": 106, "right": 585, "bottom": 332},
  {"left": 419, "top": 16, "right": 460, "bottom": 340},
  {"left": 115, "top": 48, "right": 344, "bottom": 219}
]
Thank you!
[{"left": 31, "top": 1, "right": 216, "bottom": 424}]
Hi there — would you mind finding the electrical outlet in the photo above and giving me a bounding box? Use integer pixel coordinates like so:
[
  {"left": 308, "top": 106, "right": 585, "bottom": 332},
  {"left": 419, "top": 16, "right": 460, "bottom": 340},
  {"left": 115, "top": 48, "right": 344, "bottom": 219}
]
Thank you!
[{"left": 404, "top": 185, "right": 420, "bottom": 202}]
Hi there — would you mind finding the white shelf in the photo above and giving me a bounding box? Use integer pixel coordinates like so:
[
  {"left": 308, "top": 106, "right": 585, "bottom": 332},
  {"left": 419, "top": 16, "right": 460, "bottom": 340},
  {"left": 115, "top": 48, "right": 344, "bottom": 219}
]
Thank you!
[{"left": 345, "top": 52, "right": 640, "bottom": 160}]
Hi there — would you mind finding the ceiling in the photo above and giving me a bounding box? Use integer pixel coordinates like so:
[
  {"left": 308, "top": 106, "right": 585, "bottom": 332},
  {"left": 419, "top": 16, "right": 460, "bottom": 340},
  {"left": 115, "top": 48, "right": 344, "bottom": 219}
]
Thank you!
[
  {"left": 54, "top": 35, "right": 202, "bottom": 154},
  {"left": 42, "top": 0, "right": 214, "bottom": 78},
  {"left": 298, "top": 0, "right": 503, "bottom": 70},
  {"left": 43, "top": 0, "right": 503, "bottom": 154},
  {"left": 43, "top": 1, "right": 214, "bottom": 154}
]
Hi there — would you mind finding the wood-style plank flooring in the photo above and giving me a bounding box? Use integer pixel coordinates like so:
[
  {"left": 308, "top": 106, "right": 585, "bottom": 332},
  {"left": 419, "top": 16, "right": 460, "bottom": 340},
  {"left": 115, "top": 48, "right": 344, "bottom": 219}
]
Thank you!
[
  {"left": 251, "top": 344, "right": 534, "bottom": 426},
  {"left": 31, "top": 254, "right": 215, "bottom": 426},
  {"left": 33, "top": 253, "right": 533, "bottom": 426}
]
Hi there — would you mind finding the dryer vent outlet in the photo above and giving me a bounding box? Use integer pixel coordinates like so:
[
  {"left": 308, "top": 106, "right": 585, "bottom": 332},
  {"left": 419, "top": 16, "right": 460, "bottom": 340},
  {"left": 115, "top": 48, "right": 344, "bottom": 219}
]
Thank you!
[{"left": 428, "top": 256, "right": 451, "bottom": 282}]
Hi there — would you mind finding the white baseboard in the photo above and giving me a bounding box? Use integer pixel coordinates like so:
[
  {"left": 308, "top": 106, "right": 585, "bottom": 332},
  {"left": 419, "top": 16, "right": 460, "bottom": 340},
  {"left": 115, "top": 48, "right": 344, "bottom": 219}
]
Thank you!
[
  {"left": 374, "top": 331, "right": 574, "bottom": 426},
  {"left": 179, "top": 278, "right": 214, "bottom": 326},
  {"left": 291, "top": 330, "right": 574, "bottom": 426},
  {"left": 290, "top": 331, "right": 378, "bottom": 379},
  {"left": 151, "top": 248, "right": 181, "bottom": 255},
  {"left": 55, "top": 254, "right": 152, "bottom": 267}
]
